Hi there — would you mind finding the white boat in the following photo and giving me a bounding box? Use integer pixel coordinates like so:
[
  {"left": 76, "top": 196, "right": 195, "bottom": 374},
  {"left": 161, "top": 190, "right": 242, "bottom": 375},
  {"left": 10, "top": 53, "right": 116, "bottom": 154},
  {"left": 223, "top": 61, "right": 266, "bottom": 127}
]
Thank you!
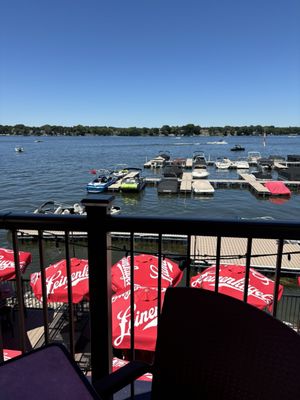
[
  {"left": 15, "top": 146, "right": 24, "bottom": 152},
  {"left": 230, "top": 158, "right": 249, "bottom": 169},
  {"left": 215, "top": 157, "right": 232, "bottom": 169},
  {"left": 192, "top": 151, "right": 207, "bottom": 167},
  {"left": 32, "top": 201, "right": 121, "bottom": 216},
  {"left": 207, "top": 139, "right": 228, "bottom": 145},
  {"left": 247, "top": 151, "right": 261, "bottom": 163},
  {"left": 192, "top": 180, "right": 215, "bottom": 195},
  {"left": 192, "top": 165, "right": 209, "bottom": 179}
]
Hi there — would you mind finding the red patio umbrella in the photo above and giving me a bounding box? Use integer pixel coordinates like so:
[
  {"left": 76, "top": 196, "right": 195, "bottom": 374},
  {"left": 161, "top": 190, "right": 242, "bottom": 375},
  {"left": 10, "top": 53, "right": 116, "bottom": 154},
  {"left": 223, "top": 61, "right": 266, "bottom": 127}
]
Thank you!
[
  {"left": 3, "top": 349, "right": 22, "bottom": 361},
  {"left": 30, "top": 258, "right": 89, "bottom": 304},
  {"left": 112, "top": 357, "right": 152, "bottom": 381},
  {"left": 111, "top": 254, "right": 183, "bottom": 293},
  {"left": 112, "top": 286, "right": 166, "bottom": 351},
  {"left": 190, "top": 264, "right": 283, "bottom": 310},
  {"left": 0, "top": 248, "right": 32, "bottom": 281}
]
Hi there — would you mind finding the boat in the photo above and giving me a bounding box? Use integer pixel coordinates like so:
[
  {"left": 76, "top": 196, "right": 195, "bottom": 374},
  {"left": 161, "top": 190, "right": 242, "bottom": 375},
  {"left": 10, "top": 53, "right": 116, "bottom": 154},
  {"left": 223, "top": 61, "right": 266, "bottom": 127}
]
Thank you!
[
  {"left": 120, "top": 176, "right": 145, "bottom": 192},
  {"left": 230, "top": 144, "right": 245, "bottom": 152},
  {"left": 157, "top": 178, "right": 179, "bottom": 194},
  {"left": 192, "top": 180, "right": 215, "bottom": 195},
  {"left": 34, "top": 139, "right": 43, "bottom": 143},
  {"left": 264, "top": 181, "right": 291, "bottom": 196},
  {"left": 163, "top": 165, "right": 183, "bottom": 178},
  {"left": 192, "top": 151, "right": 207, "bottom": 167},
  {"left": 215, "top": 157, "right": 232, "bottom": 169},
  {"left": 86, "top": 169, "right": 118, "bottom": 193},
  {"left": 32, "top": 200, "right": 120, "bottom": 216},
  {"left": 15, "top": 146, "right": 24, "bottom": 152},
  {"left": 247, "top": 151, "right": 261, "bottom": 163},
  {"left": 230, "top": 158, "right": 249, "bottom": 169},
  {"left": 192, "top": 165, "right": 209, "bottom": 179},
  {"left": 206, "top": 139, "right": 228, "bottom": 145}
]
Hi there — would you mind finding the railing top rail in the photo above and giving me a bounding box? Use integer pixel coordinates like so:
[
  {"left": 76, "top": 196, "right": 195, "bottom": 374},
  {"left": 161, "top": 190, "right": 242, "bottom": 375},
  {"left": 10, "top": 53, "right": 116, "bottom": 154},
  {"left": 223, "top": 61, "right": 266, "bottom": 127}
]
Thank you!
[{"left": 1, "top": 211, "right": 300, "bottom": 240}]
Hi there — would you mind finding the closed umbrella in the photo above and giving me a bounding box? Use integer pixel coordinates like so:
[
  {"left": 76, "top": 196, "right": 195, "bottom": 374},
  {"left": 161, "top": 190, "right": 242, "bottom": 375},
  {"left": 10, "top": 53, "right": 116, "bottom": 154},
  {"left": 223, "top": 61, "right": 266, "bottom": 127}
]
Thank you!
[
  {"left": 0, "top": 248, "right": 32, "bottom": 281},
  {"left": 111, "top": 254, "right": 182, "bottom": 293},
  {"left": 30, "top": 258, "right": 89, "bottom": 304},
  {"left": 191, "top": 264, "right": 283, "bottom": 310},
  {"left": 112, "top": 286, "right": 166, "bottom": 351},
  {"left": 3, "top": 349, "right": 22, "bottom": 361}
]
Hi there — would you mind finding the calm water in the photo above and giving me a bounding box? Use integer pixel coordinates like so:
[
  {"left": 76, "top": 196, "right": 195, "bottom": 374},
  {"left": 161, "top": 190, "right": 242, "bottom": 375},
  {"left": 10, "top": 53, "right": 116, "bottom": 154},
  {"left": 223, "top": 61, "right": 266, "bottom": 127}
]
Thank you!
[{"left": 1, "top": 134, "right": 300, "bottom": 220}]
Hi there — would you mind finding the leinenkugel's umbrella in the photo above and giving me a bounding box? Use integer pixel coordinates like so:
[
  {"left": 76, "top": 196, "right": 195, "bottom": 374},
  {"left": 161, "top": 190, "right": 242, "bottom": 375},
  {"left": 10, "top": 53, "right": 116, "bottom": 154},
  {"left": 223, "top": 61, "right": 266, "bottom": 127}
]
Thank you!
[
  {"left": 112, "top": 286, "right": 166, "bottom": 351},
  {"left": 0, "top": 248, "right": 32, "bottom": 281},
  {"left": 112, "top": 357, "right": 152, "bottom": 381},
  {"left": 30, "top": 258, "right": 89, "bottom": 304},
  {"left": 111, "top": 254, "right": 183, "bottom": 293},
  {"left": 3, "top": 349, "right": 22, "bottom": 361},
  {"left": 191, "top": 264, "right": 283, "bottom": 310}
]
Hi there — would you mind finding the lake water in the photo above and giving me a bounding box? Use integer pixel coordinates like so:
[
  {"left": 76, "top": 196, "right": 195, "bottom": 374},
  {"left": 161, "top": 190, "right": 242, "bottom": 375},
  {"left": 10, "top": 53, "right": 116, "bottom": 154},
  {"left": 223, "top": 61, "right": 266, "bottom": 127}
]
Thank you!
[{"left": 1, "top": 134, "right": 300, "bottom": 222}]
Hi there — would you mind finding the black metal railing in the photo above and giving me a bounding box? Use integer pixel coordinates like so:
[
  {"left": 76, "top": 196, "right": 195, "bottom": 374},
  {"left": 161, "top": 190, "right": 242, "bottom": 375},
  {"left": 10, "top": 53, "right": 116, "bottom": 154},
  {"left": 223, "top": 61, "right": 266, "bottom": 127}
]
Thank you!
[{"left": 1, "top": 194, "right": 300, "bottom": 388}]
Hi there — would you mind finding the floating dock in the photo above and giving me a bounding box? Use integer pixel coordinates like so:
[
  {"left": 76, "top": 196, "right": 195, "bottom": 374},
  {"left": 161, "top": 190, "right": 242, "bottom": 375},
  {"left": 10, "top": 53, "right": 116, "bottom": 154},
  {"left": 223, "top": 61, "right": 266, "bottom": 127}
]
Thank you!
[
  {"left": 239, "top": 173, "right": 271, "bottom": 196},
  {"left": 192, "top": 180, "right": 215, "bottom": 195},
  {"left": 180, "top": 173, "right": 192, "bottom": 192}
]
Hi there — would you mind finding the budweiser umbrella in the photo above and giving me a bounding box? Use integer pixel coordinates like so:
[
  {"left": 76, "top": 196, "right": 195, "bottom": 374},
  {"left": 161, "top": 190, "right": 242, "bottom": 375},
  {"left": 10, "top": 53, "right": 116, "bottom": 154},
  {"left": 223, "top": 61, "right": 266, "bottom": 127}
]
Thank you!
[
  {"left": 3, "top": 349, "right": 22, "bottom": 361},
  {"left": 111, "top": 254, "right": 183, "bottom": 293},
  {"left": 112, "top": 286, "right": 166, "bottom": 351},
  {"left": 30, "top": 258, "right": 89, "bottom": 304},
  {"left": 112, "top": 357, "right": 152, "bottom": 381},
  {"left": 0, "top": 248, "right": 32, "bottom": 281},
  {"left": 190, "top": 264, "right": 283, "bottom": 310}
]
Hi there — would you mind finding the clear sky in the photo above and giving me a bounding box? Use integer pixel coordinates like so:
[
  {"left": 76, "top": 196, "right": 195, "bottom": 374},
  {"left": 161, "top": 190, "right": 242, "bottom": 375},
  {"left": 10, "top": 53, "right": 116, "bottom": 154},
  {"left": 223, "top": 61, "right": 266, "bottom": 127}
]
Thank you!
[{"left": 1, "top": 0, "right": 300, "bottom": 127}]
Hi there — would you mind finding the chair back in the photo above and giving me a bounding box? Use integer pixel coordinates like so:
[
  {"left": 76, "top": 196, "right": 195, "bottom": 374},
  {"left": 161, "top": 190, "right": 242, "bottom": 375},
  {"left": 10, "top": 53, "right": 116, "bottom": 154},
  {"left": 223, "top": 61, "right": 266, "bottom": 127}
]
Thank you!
[{"left": 151, "top": 287, "right": 300, "bottom": 399}]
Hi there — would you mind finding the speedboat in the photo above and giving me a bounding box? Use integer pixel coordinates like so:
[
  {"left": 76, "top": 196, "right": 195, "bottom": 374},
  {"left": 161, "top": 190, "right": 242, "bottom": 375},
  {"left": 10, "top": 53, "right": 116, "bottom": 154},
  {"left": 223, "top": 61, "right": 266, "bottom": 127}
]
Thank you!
[
  {"left": 247, "top": 151, "right": 261, "bottom": 163},
  {"left": 192, "top": 151, "right": 207, "bottom": 167},
  {"left": 230, "top": 158, "right": 249, "bottom": 169},
  {"left": 192, "top": 165, "right": 209, "bottom": 179},
  {"left": 207, "top": 139, "right": 228, "bottom": 145},
  {"left": 230, "top": 144, "right": 245, "bottom": 152},
  {"left": 86, "top": 170, "right": 118, "bottom": 193},
  {"left": 120, "top": 176, "right": 145, "bottom": 192},
  {"left": 215, "top": 157, "right": 232, "bottom": 169},
  {"left": 33, "top": 201, "right": 120, "bottom": 216},
  {"left": 15, "top": 146, "right": 24, "bottom": 152}
]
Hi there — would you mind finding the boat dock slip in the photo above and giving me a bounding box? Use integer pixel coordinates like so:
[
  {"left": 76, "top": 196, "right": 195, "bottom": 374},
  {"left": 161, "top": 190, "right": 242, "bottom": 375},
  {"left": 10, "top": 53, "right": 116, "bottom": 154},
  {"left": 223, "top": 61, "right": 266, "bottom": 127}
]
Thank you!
[
  {"left": 192, "top": 180, "right": 214, "bottom": 195},
  {"left": 239, "top": 173, "right": 271, "bottom": 196},
  {"left": 274, "top": 162, "right": 287, "bottom": 170},
  {"left": 180, "top": 172, "right": 193, "bottom": 192},
  {"left": 191, "top": 236, "right": 300, "bottom": 272}
]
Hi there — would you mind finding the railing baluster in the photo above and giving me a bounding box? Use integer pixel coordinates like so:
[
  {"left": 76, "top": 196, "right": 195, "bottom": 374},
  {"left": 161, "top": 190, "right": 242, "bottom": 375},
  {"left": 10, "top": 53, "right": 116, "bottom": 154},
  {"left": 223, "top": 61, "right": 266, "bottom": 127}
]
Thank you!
[
  {"left": 11, "top": 229, "right": 26, "bottom": 353},
  {"left": 130, "top": 231, "right": 135, "bottom": 361},
  {"left": 37, "top": 230, "right": 49, "bottom": 344},
  {"left": 185, "top": 234, "right": 191, "bottom": 287},
  {"left": 243, "top": 238, "right": 253, "bottom": 304},
  {"left": 65, "top": 231, "right": 75, "bottom": 358},
  {"left": 272, "top": 239, "right": 284, "bottom": 317},
  {"left": 215, "top": 236, "right": 222, "bottom": 293},
  {"left": 157, "top": 233, "right": 162, "bottom": 319}
]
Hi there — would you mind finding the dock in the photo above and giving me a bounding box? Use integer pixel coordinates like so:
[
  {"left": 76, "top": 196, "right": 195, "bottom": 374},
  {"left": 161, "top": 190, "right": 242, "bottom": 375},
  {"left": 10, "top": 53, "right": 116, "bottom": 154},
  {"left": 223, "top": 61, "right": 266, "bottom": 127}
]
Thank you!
[
  {"left": 185, "top": 158, "right": 193, "bottom": 169},
  {"left": 191, "top": 236, "right": 300, "bottom": 272},
  {"left": 239, "top": 173, "right": 271, "bottom": 196},
  {"left": 180, "top": 172, "right": 192, "bottom": 192}
]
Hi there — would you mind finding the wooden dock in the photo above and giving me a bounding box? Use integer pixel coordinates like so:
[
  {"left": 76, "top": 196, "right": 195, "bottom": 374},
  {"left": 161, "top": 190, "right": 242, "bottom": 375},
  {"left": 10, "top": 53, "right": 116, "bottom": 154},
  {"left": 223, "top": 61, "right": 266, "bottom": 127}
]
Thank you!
[
  {"left": 185, "top": 158, "right": 193, "bottom": 169},
  {"left": 239, "top": 173, "right": 271, "bottom": 196},
  {"left": 191, "top": 236, "right": 300, "bottom": 272},
  {"left": 180, "top": 172, "right": 192, "bottom": 192}
]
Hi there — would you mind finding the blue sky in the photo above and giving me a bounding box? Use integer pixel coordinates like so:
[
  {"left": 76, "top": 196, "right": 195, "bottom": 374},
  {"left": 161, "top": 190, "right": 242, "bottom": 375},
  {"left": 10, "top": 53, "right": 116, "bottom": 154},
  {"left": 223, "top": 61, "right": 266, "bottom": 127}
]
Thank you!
[{"left": 1, "top": 0, "right": 299, "bottom": 127}]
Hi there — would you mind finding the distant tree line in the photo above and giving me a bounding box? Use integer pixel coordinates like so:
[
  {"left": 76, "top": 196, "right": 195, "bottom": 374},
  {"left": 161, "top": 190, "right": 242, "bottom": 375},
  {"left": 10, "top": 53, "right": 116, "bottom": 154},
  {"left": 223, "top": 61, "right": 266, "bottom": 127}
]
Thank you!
[{"left": 0, "top": 123, "right": 299, "bottom": 137}]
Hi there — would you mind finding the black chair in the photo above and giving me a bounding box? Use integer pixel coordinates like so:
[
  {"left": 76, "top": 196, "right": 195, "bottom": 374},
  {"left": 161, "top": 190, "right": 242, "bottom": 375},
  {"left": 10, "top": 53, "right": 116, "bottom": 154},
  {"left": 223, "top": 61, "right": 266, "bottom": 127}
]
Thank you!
[{"left": 95, "top": 287, "right": 300, "bottom": 399}]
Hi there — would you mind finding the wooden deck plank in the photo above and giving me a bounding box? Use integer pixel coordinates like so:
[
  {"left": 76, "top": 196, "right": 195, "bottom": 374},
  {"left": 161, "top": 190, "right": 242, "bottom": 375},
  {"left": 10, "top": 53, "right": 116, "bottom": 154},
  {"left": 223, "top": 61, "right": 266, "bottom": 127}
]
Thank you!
[{"left": 191, "top": 236, "right": 300, "bottom": 271}]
